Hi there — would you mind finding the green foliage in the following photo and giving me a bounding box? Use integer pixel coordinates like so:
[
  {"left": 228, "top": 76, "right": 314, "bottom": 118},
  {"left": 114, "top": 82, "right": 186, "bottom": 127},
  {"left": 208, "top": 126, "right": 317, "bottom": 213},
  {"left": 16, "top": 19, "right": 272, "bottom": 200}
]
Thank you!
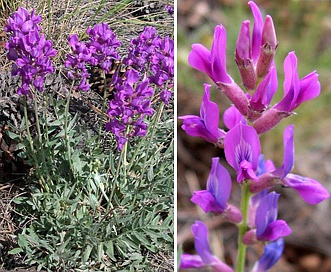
[{"left": 7, "top": 90, "right": 173, "bottom": 271}]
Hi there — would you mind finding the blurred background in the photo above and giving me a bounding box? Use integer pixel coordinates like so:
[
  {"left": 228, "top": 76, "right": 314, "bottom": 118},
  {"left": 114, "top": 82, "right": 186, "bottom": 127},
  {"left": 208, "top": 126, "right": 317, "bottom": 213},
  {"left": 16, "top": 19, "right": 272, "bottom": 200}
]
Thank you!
[{"left": 177, "top": 0, "right": 331, "bottom": 271}]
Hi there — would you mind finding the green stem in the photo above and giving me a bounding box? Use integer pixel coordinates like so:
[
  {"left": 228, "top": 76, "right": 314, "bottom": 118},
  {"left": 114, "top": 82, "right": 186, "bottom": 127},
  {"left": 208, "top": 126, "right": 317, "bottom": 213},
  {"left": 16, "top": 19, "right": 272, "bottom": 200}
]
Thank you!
[
  {"left": 33, "top": 91, "right": 48, "bottom": 173},
  {"left": 97, "top": 71, "right": 108, "bottom": 149},
  {"left": 107, "top": 144, "right": 125, "bottom": 210},
  {"left": 236, "top": 181, "right": 251, "bottom": 272},
  {"left": 23, "top": 96, "right": 48, "bottom": 191},
  {"left": 64, "top": 85, "right": 75, "bottom": 177}
]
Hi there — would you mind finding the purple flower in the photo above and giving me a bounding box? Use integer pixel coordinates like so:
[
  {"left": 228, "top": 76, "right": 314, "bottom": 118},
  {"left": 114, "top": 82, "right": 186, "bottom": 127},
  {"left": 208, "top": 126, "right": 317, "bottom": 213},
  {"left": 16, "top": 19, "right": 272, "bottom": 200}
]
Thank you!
[
  {"left": 188, "top": 25, "right": 249, "bottom": 116},
  {"left": 224, "top": 122, "right": 261, "bottom": 182},
  {"left": 191, "top": 157, "right": 242, "bottom": 223},
  {"left": 65, "top": 34, "right": 95, "bottom": 91},
  {"left": 235, "top": 20, "right": 256, "bottom": 91},
  {"left": 5, "top": 7, "right": 41, "bottom": 34},
  {"left": 65, "top": 23, "right": 121, "bottom": 91},
  {"left": 105, "top": 69, "right": 154, "bottom": 150},
  {"left": 254, "top": 52, "right": 320, "bottom": 134},
  {"left": 255, "top": 192, "right": 291, "bottom": 241},
  {"left": 252, "top": 239, "right": 284, "bottom": 272},
  {"left": 5, "top": 7, "right": 57, "bottom": 96},
  {"left": 243, "top": 192, "right": 291, "bottom": 244},
  {"left": 164, "top": 4, "right": 174, "bottom": 16},
  {"left": 180, "top": 221, "right": 234, "bottom": 272},
  {"left": 188, "top": 25, "right": 230, "bottom": 85},
  {"left": 179, "top": 84, "right": 226, "bottom": 146},
  {"left": 247, "top": 189, "right": 268, "bottom": 229},
  {"left": 86, "top": 22, "right": 121, "bottom": 73},
  {"left": 276, "top": 52, "right": 320, "bottom": 112},
  {"left": 124, "top": 27, "right": 173, "bottom": 104},
  {"left": 250, "top": 125, "right": 330, "bottom": 205}
]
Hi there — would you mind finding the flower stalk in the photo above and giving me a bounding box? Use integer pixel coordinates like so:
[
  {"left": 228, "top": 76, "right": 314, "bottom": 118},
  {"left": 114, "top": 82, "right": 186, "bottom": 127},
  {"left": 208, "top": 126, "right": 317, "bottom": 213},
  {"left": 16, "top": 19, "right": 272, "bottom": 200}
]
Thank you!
[{"left": 236, "top": 181, "right": 251, "bottom": 272}]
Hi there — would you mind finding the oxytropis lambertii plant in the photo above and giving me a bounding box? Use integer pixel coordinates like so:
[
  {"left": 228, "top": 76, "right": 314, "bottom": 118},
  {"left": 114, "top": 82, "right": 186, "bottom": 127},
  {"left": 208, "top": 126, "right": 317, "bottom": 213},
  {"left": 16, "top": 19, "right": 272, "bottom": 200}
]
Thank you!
[
  {"left": 179, "top": 1, "right": 330, "bottom": 271},
  {"left": 4, "top": 6, "right": 174, "bottom": 270}
]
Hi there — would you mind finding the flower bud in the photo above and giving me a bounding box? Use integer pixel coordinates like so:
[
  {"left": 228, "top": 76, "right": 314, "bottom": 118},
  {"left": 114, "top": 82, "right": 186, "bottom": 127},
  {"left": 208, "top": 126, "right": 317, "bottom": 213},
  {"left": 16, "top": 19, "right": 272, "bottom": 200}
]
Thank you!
[
  {"left": 235, "top": 21, "right": 256, "bottom": 91},
  {"left": 256, "top": 16, "right": 278, "bottom": 79}
]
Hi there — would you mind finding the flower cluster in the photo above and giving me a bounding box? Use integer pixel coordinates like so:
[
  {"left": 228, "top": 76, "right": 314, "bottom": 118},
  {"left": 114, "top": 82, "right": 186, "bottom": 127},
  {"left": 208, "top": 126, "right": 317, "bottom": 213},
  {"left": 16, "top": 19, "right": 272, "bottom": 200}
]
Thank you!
[
  {"left": 5, "top": 7, "right": 174, "bottom": 151},
  {"left": 65, "top": 23, "right": 121, "bottom": 91},
  {"left": 179, "top": 1, "right": 329, "bottom": 271},
  {"left": 64, "top": 23, "right": 173, "bottom": 150},
  {"left": 105, "top": 69, "right": 154, "bottom": 150},
  {"left": 5, "top": 7, "right": 57, "bottom": 96},
  {"left": 124, "top": 26, "right": 174, "bottom": 104}
]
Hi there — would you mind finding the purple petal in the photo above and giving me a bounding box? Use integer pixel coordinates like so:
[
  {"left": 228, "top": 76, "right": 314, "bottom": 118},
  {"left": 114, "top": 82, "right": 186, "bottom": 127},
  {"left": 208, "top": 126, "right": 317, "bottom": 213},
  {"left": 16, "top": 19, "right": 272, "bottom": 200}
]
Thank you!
[
  {"left": 188, "top": 43, "right": 212, "bottom": 76},
  {"left": 249, "top": 1, "right": 264, "bottom": 62},
  {"left": 191, "top": 158, "right": 232, "bottom": 214},
  {"left": 180, "top": 254, "right": 204, "bottom": 269},
  {"left": 248, "top": 189, "right": 269, "bottom": 228},
  {"left": 191, "top": 221, "right": 214, "bottom": 264},
  {"left": 282, "top": 124, "right": 294, "bottom": 176},
  {"left": 211, "top": 25, "right": 232, "bottom": 83},
  {"left": 252, "top": 239, "right": 284, "bottom": 272},
  {"left": 275, "top": 52, "right": 300, "bottom": 112},
  {"left": 262, "top": 15, "right": 277, "bottom": 48},
  {"left": 273, "top": 124, "right": 294, "bottom": 178},
  {"left": 224, "top": 122, "right": 260, "bottom": 182},
  {"left": 283, "top": 174, "right": 330, "bottom": 205},
  {"left": 179, "top": 115, "right": 215, "bottom": 142},
  {"left": 211, "top": 25, "right": 232, "bottom": 84},
  {"left": 296, "top": 71, "right": 321, "bottom": 107},
  {"left": 255, "top": 192, "right": 279, "bottom": 238},
  {"left": 200, "top": 84, "right": 224, "bottom": 139},
  {"left": 191, "top": 190, "right": 224, "bottom": 214},
  {"left": 179, "top": 85, "right": 226, "bottom": 144},
  {"left": 258, "top": 220, "right": 292, "bottom": 241},
  {"left": 257, "top": 154, "right": 267, "bottom": 176},
  {"left": 236, "top": 20, "right": 251, "bottom": 61},
  {"left": 250, "top": 65, "right": 278, "bottom": 111},
  {"left": 223, "top": 106, "right": 246, "bottom": 130},
  {"left": 207, "top": 157, "right": 232, "bottom": 209}
]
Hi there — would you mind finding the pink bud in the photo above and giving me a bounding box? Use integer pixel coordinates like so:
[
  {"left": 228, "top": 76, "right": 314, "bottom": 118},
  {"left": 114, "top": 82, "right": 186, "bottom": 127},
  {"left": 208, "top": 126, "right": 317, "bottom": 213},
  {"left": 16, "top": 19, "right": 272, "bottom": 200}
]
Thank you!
[
  {"left": 235, "top": 21, "right": 256, "bottom": 91},
  {"left": 223, "top": 204, "right": 243, "bottom": 224},
  {"left": 256, "top": 16, "right": 278, "bottom": 79}
]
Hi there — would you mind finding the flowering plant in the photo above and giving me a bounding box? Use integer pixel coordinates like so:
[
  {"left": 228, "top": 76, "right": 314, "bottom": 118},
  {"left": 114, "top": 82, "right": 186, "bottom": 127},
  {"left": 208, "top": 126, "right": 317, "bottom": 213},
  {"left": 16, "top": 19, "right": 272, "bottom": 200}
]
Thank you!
[
  {"left": 179, "top": 2, "right": 329, "bottom": 271},
  {"left": 5, "top": 7, "right": 57, "bottom": 96},
  {"left": 4, "top": 4, "right": 174, "bottom": 271}
]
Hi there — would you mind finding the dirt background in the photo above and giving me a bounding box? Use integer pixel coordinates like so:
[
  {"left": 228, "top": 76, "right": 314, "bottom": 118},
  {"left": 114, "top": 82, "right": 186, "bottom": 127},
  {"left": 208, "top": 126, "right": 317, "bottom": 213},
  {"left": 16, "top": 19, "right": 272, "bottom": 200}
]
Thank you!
[{"left": 177, "top": 0, "right": 331, "bottom": 271}]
